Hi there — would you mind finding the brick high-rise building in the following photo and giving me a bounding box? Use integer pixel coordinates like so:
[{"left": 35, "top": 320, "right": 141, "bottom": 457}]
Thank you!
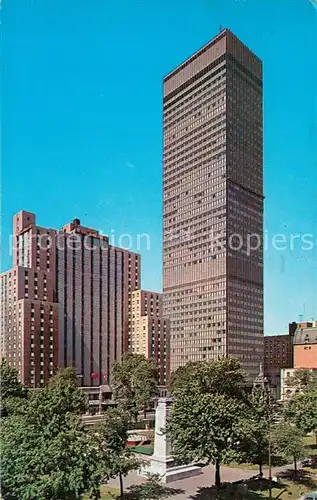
[
  {"left": 264, "top": 325, "right": 295, "bottom": 398},
  {"left": 163, "top": 29, "right": 263, "bottom": 378},
  {"left": 0, "top": 211, "right": 140, "bottom": 388},
  {"left": 57, "top": 218, "right": 140, "bottom": 386},
  {"left": 129, "top": 290, "right": 170, "bottom": 385},
  {"left": 0, "top": 211, "right": 59, "bottom": 387}
]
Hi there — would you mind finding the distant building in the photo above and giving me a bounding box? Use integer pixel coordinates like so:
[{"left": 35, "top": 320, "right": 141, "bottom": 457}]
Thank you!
[
  {"left": 294, "top": 324, "right": 317, "bottom": 369},
  {"left": 0, "top": 211, "right": 59, "bottom": 387},
  {"left": 264, "top": 324, "right": 295, "bottom": 398},
  {"left": 280, "top": 368, "right": 297, "bottom": 402},
  {"left": 0, "top": 210, "right": 140, "bottom": 388},
  {"left": 129, "top": 290, "right": 170, "bottom": 385},
  {"left": 280, "top": 366, "right": 317, "bottom": 402}
]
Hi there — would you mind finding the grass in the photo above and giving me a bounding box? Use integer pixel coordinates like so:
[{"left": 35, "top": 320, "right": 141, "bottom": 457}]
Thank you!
[
  {"left": 193, "top": 477, "right": 317, "bottom": 499},
  {"left": 227, "top": 462, "right": 262, "bottom": 471},
  {"left": 129, "top": 445, "right": 153, "bottom": 455},
  {"left": 304, "top": 435, "right": 317, "bottom": 447},
  {"left": 83, "top": 485, "right": 119, "bottom": 499},
  {"left": 249, "top": 481, "right": 312, "bottom": 498},
  {"left": 304, "top": 435, "right": 317, "bottom": 458}
]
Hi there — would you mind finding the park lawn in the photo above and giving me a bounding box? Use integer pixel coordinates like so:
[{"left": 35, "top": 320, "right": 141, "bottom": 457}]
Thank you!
[
  {"left": 227, "top": 462, "right": 263, "bottom": 471},
  {"left": 83, "top": 485, "right": 120, "bottom": 499},
  {"left": 304, "top": 435, "right": 317, "bottom": 447},
  {"left": 208, "top": 480, "right": 314, "bottom": 499},
  {"left": 250, "top": 482, "right": 310, "bottom": 498},
  {"left": 248, "top": 477, "right": 317, "bottom": 499}
]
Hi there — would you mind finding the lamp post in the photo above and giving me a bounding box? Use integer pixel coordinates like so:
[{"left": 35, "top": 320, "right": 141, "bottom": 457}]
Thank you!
[{"left": 268, "top": 427, "right": 272, "bottom": 499}]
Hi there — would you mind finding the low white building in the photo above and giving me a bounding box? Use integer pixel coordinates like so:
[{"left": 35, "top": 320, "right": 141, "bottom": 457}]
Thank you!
[{"left": 280, "top": 368, "right": 298, "bottom": 402}]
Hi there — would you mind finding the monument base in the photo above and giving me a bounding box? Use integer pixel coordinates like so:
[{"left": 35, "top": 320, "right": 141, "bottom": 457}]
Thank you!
[{"left": 138, "top": 456, "right": 202, "bottom": 484}]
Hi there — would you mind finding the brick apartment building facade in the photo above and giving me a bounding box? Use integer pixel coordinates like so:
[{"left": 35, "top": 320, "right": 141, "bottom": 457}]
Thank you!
[
  {"left": 0, "top": 211, "right": 59, "bottom": 387},
  {"left": 57, "top": 217, "right": 140, "bottom": 387},
  {"left": 129, "top": 289, "right": 170, "bottom": 385},
  {"left": 0, "top": 210, "right": 140, "bottom": 387},
  {"left": 263, "top": 322, "right": 296, "bottom": 398}
]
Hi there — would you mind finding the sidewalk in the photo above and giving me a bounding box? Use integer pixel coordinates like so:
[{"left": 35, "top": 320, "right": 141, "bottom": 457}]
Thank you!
[{"left": 108, "top": 463, "right": 295, "bottom": 499}]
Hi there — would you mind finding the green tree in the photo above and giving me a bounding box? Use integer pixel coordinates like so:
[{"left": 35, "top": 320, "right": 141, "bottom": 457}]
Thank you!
[
  {"left": 238, "top": 389, "right": 281, "bottom": 476},
  {"left": 0, "top": 358, "right": 28, "bottom": 417},
  {"left": 287, "top": 391, "right": 317, "bottom": 446},
  {"left": 168, "top": 362, "right": 199, "bottom": 394},
  {"left": 96, "top": 407, "right": 140, "bottom": 498},
  {"left": 112, "top": 353, "right": 158, "bottom": 421},
  {"left": 238, "top": 390, "right": 270, "bottom": 476},
  {"left": 272, "top": 422, "right": 307, "bottom": 477},
  {"left": 168, "top": 358, "right": 247, "bottom": 488},
  {"left": 169, "top": 357, "right": 246, "bottom": 399},
  {"left": 286, "top": 369, "right": 317, "bottom": 393},
  {"left": 0, "top": 368, "right": 102, "bottom": 499}
]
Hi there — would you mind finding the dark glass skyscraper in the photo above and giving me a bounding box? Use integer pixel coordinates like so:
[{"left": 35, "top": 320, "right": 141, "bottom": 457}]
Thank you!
[{"left": 163, "top": 29, "right": 263, "bottom": 378}]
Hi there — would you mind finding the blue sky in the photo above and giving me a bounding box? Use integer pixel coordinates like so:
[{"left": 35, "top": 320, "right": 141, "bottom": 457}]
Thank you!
[{"left": 2, "top": 0, "right": 317, "bottom": 334}]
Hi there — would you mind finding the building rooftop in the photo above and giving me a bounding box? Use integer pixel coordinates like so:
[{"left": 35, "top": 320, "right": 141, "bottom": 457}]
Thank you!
[{"left": 294, "top": 327, "right": 317, "bottom": 345}]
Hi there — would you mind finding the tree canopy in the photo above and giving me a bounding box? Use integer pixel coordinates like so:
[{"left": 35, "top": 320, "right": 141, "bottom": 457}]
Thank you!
[
  {"left": 287, "top": 390, "right": 317, "bottom": 445},
  {"left": 1, "top": 367, "right": 102, "bottom": 499},
  {"left": 286, "top": 369, "right": 317, "bottom": 393},
  {"left": 95, "top": 407, "right": 140, "bottom": 498},
  {"left": 168, "top": 358, "right": 247, "bottom": 487},
  {"left": 169, "top": 357, "right": 246, "bottom": 399},
  {"left": 111, "top": 353, "right": 158, "bottom": 421},
  {"left": 0, "top": 359, "right": 28, "bottom": 417},
  {"left": 272, "top": 422, "right": 307, "bottom": 476}
]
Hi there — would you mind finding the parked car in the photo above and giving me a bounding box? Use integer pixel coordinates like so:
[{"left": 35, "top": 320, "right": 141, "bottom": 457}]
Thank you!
[
  {"left": 301, "top": 459, "right": 313, "bottom": 467},
  {"left": 302, "top": 493, "right": 317, "bottom": 500}
]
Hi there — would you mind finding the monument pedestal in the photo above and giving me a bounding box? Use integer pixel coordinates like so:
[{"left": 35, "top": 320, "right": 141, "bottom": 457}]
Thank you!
[{"left": 138, "top": 397, "right": 202, "bottom": 484}]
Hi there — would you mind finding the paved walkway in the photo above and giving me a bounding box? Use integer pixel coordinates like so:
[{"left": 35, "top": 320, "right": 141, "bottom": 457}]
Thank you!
[{"left": 108, "top": 463, "right": 294, "bottom": 499}]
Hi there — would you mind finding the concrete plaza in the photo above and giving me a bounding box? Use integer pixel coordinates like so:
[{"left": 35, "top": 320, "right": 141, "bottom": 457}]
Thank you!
[{"left": 108, "top": 462, "right": 292, "bottom": 499}]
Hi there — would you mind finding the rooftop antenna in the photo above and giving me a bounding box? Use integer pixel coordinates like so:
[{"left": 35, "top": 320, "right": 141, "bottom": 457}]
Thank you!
[{"left": 219, "top": 24, "right": 223, "bottom": 32}]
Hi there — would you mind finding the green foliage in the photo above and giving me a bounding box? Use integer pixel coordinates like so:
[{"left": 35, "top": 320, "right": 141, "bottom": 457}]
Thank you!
[
  {"left": 168, "top": 358, "right": 247, "bottom": 487},
  {"left": 124, "top": 473, "right": 183, "bottom": 500},
  {"left": 0, "top": 358, "right": 28, "bottom": 417},
  {"left": 169, "top": 357, "right": 246, "bottom": 398},
  {"left": 168, "top": 361, "right": 199, "bottom": 394},
  {"left": 111, "top": 353, "right": 158, "bottom": 421},
  {"left": 287, "top": 391, "right": 317, "bottom": 445},
  {"left": 0, "top": 368, "right": 102, "bottom": 499},
  {"left": 238, "top": 389, "right": 271, "bottom": 474},
  {"left": 286, "top": 369, "right": 317, "bottom": 392},
  {"left": 238, "top": 388, "right": 282, "bottom": 474},
  {"left": 95, "top": 407, "right": 140, "bottom": 498},
  {"left": 272, "top": 422, "right": 307, "bottom": 475},
  {"left": 170, "top": 392, "right": 245, "bottom": 462}
]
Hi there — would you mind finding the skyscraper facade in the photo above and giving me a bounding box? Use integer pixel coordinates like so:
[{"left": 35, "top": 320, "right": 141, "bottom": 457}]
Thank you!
[{"left": 163, "top": 29, "right": 263, "bottom": 378}]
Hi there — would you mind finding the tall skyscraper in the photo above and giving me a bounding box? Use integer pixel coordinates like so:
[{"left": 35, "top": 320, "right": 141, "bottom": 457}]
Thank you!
[
  {"left": 129, "top": 289, "right": 170, "bottom": 385},
  {"left": 163, "top": 29, "right": 263, "bottom": 378}
]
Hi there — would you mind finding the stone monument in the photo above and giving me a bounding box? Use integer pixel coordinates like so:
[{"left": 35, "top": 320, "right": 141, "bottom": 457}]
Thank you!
[
  {"left": 138, "top": 397, "right": 202, "bottom": 483},
  {"left": 253, "top": 363, "right": 270, "bottom": 392}
]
